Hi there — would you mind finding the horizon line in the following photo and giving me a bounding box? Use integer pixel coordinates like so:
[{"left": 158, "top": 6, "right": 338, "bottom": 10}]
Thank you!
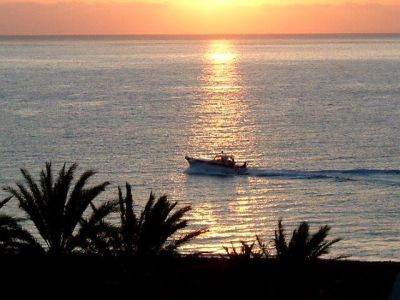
[{"left": 1, "top": 33, "right": 400, "bottom": 39}]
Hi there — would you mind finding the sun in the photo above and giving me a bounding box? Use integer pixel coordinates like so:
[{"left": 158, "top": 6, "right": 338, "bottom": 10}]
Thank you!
[
  {"left": 177, "top": 0, "right": 267, "bottom": 7},
  {"left": 178, "top": 0, "right": 251, "bottom": 9},
  {"left": 214, "top": 0, "right": 232, "bottom": 4}
]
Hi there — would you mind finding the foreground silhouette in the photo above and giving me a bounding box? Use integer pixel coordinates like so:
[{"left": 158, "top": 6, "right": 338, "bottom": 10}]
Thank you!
[
  {"left": 0, "top": 162, "right": 399, "bottom": 299},
  {"left": 224, "top": 220, "right": 342, "bottom": 262},
  {"left": 2, "top": 162, "right": 112, "bottom": 254},
  {"left": 78, "top": 183, "right": 207, "bottom": 256}
]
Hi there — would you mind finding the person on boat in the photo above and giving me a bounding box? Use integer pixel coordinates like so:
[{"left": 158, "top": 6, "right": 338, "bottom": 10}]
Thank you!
[
  {"left": 220, "top": 151, "right": 236, "bottom": 167},
  {"left": 220, "top": 151, "right": 228, "bottom": 165}
]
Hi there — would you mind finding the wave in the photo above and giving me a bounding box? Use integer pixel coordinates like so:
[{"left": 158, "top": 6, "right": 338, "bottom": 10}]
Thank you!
[
  {"left": 249, "top": 168, "right": 400, "bottom": 179},
  {"left": 186, "top": 166, "right": 400, "bottom": 185}
]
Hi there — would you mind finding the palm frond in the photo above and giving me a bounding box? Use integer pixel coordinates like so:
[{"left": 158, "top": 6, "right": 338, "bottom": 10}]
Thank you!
[
  {"left": 167, "top": 228, "right": 207, "bottom": 253},
  {"left": 0, "top": 214, "right": 43, "bottom": 254},
  {"left": 20, "top": 168, "right": 44, "bottom": 210},
  {"left": 274, "top": 219, "right": 288, "bottom": 258},
  {"left": 274, "top": 220, "right": 342, "bottom": 261},
  {"left": 39, "top": 162, "right": 53, "bottom": 200},
  {"left": 118, "top": 183, "right": 137, "bottom": 254},
  {"left": 307, "top": 225, "right": 330, "bottom": 252},
  {"left": 62, "top": 180, "right": 110, "bottom": 246},
  {"left": 5, "top": 184, "right": 50, "bottom": 245},
  {"left": 0, "top": 196, "right": 12, "bottom": 209},
  {"left": 256, "top": 235, "right": 271, "bottom": 258},
  {"left": 139, "top": 192, "right": 155, "bottom": 229}
]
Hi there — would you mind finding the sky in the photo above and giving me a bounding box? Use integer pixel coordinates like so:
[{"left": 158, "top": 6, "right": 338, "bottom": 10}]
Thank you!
[{"left": 0, "top": 0, "right": 400, "bottom": 35}]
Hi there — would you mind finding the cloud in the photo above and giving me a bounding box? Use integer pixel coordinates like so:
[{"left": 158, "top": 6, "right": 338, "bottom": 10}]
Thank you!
[{"left": 0, "top": 2, "right": 399, "bottom": 35}]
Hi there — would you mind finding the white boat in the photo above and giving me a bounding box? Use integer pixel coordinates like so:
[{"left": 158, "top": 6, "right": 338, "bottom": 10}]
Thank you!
[{"left": 185, "top": 153, "right": 248, "bottom": 175}]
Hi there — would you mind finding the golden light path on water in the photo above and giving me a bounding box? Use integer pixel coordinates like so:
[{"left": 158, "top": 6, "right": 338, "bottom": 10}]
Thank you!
[
  {"left": 188, "top": 40, "right": 251, "bottom": 156},
  {"left": 182, "top": 40, "right": 280, "bottom": 254}
]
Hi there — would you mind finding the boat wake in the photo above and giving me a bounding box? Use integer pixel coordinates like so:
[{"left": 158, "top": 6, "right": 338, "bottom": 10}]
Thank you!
[
  {"left": 186, "top": 166, "right": 400, "bottom": 186},
  {"left": 249, "top": 168, "right": 400, "bottom": 179}
]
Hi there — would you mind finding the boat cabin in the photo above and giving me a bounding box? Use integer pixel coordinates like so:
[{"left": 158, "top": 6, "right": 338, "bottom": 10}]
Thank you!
[{"left": 213, "top": 153, "right": 236, "bottom": 167}]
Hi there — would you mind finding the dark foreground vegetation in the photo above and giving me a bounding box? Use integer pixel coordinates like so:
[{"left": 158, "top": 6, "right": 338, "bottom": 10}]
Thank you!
[
  {"left": 0, "top": 162, "right": 399, "bottom": 299},
  {"left": 0, "top": 255, "right": 399, "bottom": 299}
]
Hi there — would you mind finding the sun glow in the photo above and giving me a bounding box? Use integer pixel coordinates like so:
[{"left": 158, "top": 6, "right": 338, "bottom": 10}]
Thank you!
[
  {"left": 2, "top": 1, "right": 400, "bottom": 35},
  {"left": 176, "top": 0, "right": 267, "bottom": 7}
]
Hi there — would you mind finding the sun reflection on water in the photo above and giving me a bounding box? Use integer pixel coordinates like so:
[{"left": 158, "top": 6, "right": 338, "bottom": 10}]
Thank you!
[
  {"left": 207, "top": 41, "right": 237, "bottom": 65},
  {"left": 188, "top": 40, "right": 253, "bottom": 160}
]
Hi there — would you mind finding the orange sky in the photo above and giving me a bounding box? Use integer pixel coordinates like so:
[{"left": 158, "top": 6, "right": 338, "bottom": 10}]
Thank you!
[{"left": 0, "top": 1, "right": 400, "bottom": 35}]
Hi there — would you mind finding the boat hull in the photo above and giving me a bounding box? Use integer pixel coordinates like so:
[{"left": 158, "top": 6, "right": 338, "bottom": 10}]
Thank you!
[{"left": 185, "top": 156, "right": 248, "bottom": 175}]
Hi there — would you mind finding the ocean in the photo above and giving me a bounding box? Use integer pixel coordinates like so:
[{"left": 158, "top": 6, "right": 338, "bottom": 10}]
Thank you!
[{"left": 0, "top": 35, "right": 399, "bottom": 260}]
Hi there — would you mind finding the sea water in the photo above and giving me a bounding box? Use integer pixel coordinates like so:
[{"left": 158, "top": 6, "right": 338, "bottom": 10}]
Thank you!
[{"left": 0, "top": 35, "right": 399, "bottom": 260}]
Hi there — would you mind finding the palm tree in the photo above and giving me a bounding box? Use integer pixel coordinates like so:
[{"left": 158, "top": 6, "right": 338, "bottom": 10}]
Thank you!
[
  {"left": 223, "top": 241, "right": 257, "bottom": 260},
  {"left": 3, "top": 162, "right": 114, "bottom": 255},
  {"left": 116, "top": 183, "right": 206, "bottom": 256},
  {"left": 274, "top": 219, "right": 341, "bottom": 261},
  {"left": 223, "top": 236, "right": 271, "bottom": 260}
]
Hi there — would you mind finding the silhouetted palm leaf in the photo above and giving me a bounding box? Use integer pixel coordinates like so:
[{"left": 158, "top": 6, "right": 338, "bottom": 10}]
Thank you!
[
  {"left": 0, "top": 196, "right": 12, "bottom": 209},
  {"left": 256, "top": 235, "right": 271, "bottom": 258},
  {"left": 118, "top": 183, "right": 137, "bottom": 255},
  {"left": 274, "top": 219, "right": 288, "bottom": 258},
  {"left": 0, "top": 214, "right": 43, "bottom": 254}
]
